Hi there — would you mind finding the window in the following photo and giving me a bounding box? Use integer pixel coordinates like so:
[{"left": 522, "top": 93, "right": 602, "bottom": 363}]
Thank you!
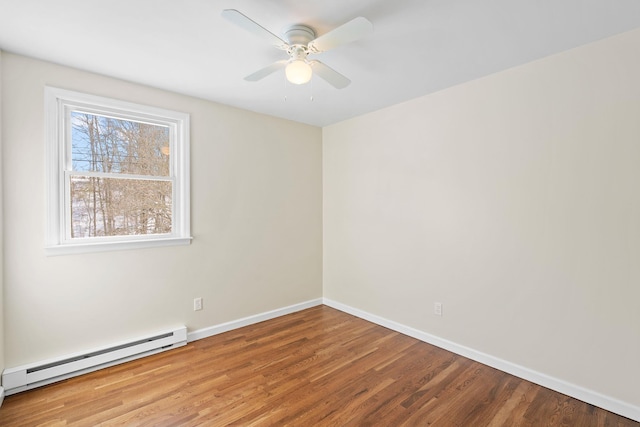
[{"left": 45, "top": 87, "right": 191, "bottom": 255}]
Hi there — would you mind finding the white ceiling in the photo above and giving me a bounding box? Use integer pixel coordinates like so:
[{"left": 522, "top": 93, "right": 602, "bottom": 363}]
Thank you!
[{"left": 1, "top": 0, "right": 640, "bottom": 127}]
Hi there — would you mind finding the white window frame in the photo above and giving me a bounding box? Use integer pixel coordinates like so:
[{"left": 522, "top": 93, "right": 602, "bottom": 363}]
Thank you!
[{"left": 45, "top": 87, "right": 191, "bottom": 255}]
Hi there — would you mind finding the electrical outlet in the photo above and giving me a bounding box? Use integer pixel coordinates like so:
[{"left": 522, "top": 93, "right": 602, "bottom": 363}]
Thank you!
[
  {"left": 434, "top": 302, "right": 443, "bottom": 316},
  {"left": 194, "top": 297, "right": 203, "bottom": 311}
]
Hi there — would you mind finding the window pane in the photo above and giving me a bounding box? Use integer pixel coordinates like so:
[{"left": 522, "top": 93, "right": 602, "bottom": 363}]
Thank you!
[
  {"left": 71, "top": 112, "right": 170, "bottom": 176},
  {"left": 70, "top": 176, "right": 172, "bottom": 238}
]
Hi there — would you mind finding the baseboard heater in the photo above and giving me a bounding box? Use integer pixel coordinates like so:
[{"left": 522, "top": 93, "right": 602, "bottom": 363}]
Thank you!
[{"left": 2, "top": 326, "right": 187, "bottom": 396}]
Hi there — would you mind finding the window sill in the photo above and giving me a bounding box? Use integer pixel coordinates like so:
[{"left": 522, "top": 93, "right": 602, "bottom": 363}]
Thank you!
[{"left": 45, "top": 237, "right": 193, "bottom": 256}]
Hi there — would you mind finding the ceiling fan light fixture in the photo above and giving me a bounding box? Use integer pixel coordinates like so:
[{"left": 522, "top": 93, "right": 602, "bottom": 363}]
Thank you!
[{"left": 285, "top": 59, "right": 312, "bottom": 85}]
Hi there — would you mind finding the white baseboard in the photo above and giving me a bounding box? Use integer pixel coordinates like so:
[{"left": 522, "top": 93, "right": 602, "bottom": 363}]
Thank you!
[
  {"left": 323, "top": 298, "right": 640, "bottom": 423},
  {"left": 187, "top": 298, "right": 323, "bottom": 342},
  {"left": 0, "top": 386, "right": 4, "bottom": 407}
]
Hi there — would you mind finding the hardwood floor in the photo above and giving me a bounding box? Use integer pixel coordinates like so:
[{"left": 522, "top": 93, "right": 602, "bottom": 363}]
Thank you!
[{"left": 0, "top": 305, "right": 637, "bottom": 426}]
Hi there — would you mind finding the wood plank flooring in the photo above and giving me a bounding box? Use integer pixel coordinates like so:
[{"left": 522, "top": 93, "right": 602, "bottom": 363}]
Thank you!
[{"left": 0, "top": 305, "right": 637, "bottom": 426}]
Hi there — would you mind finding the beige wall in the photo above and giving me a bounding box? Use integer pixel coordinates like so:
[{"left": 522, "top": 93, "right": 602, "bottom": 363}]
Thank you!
[
  {"left": 1, "top": 53, "right": 323, "bottom": 366},
  {"left": 323, "top": 28, "right": 640, "bottom": 407}
]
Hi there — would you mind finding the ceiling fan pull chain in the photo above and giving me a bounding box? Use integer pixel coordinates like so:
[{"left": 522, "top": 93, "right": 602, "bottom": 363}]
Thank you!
[
  {"left": 283, "top": 73, "right": 288, "bottom": 102},
  {"left": 310, "top": 78, "right": 314, "bottom": 101}
]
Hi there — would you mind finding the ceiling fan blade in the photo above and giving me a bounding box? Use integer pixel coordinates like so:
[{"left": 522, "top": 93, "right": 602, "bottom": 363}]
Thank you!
[
  {"left": 308, "top": 17, "right": 373, "bottom": 53},
  {"left": 309, "top": 61, "right": 351, "bottom": 89},
  {"left": 221, "top": 9, "right": 288, "bottom": 50},
  {"left": 244, "top": 60, "right": 288, "bottom": 81}
]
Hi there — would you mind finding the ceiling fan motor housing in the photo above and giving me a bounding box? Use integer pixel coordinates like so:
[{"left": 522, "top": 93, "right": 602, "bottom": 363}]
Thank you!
[{"left": 283, "top": 25, "right": 316, "bottom": 46}]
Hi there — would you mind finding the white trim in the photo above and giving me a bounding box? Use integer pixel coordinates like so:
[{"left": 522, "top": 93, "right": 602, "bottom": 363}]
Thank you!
[
  {"left": 322, "top": 298, "right": 640, "bottom": 422},
  {"left": 45, "top": 236, "right": 192, "bottom": 256},
  {"left": 187, "top": 298, "right": 323, "bottom": 342},
  {"left": 0, "top": 386, "right": 4, "bottom": 408},
  {"left": 44, "top": 86, "right": 191, "bottom": 255}
]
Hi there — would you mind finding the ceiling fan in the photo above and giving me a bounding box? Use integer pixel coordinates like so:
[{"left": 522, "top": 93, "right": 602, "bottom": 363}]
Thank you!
[{"left": 221, "top": 9, "right": 373, "bottom": 89}]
